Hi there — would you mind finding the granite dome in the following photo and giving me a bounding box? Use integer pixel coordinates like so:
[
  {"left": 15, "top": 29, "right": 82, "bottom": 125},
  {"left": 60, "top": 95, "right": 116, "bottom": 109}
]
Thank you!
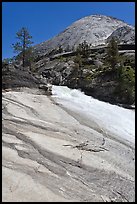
[{"left": 34, "top": 14, "right": 135, "bottom": 56}]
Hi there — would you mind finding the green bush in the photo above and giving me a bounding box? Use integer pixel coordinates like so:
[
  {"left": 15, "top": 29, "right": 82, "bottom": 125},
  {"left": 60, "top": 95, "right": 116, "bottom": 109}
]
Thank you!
[
  {"left": 115, "top": 65, "right": 135, "bottom": 104},
  {"left": 118, "top": 66, "right": 135, "bottom": 84}
]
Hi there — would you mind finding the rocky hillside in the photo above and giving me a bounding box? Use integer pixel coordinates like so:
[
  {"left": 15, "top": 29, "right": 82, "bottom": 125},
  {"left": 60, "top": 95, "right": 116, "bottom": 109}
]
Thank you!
[
  {"left": 32, "top": 45, "right": 135, "bottom": 106},
  {"left": 33, "top": 14, "right": 135, "bottom": 57},
  {"left": 3, "top": 14, "right": 135, "bottom": 107}
]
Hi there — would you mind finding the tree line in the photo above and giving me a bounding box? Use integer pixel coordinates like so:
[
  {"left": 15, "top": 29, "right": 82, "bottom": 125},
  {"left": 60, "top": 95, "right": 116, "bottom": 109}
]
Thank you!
[{"left": 2, "top": 27, "right": 120, "bottom": 71}]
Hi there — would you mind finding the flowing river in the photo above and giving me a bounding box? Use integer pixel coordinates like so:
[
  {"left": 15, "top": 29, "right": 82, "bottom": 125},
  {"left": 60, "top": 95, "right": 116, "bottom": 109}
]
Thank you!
[{"left": 52, "top": 85, "right": 135, "bottom": 145}]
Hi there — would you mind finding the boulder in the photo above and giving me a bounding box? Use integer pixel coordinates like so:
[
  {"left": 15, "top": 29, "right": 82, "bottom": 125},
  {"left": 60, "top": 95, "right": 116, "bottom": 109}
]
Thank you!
[
  {"left": 39, "top": 84, "right": 52, "bottom": 95},
  {"left": 93, "top": 59, "right": 103, "bottom": 68}
]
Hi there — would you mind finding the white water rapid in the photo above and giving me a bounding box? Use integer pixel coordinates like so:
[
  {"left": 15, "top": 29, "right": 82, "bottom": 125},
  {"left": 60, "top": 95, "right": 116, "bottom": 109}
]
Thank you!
[{"left": 52, "top": 85, "right": 135, "bottom": 145}]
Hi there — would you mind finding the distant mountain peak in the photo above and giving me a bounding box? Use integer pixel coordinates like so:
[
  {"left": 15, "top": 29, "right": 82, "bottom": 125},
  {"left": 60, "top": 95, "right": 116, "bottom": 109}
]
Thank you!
[{"left": 34, "top": 14, "right": 135, "bottom": 56}]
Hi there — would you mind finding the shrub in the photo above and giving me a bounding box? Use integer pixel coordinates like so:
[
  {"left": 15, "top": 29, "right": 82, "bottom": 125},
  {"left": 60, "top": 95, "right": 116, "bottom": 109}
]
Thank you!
[{"left": 115, "top": 65, "right": 135, "bottom": 104}]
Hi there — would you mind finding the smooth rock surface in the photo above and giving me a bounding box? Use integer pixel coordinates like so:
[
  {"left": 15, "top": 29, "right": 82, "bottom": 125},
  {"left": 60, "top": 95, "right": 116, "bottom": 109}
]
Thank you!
[{"left": 2, "top": 88, "right": 135, "bottom": 202}]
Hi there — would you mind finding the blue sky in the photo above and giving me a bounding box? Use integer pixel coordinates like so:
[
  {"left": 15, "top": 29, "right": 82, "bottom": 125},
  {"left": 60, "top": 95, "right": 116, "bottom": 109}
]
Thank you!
[{"left": 2, "top": 2, "right": 135, "bottom": 59}]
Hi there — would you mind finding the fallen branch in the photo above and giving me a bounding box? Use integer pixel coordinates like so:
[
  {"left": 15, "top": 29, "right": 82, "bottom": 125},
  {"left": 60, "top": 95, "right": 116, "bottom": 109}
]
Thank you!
[{"left": 63, "top": 142, "right": 109, "bottom": 152}]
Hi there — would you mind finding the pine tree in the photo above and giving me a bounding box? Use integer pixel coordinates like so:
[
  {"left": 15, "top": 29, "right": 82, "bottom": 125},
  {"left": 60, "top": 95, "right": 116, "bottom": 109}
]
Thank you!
[
  {"left": 76, "top": 41, "right": 90, "bottom": 58},
  {"left": 105, "top": 37, "right": 119, "bottom": 70},
  {"left": 12, "top": 27, "right": 33, "bottom": 67}
]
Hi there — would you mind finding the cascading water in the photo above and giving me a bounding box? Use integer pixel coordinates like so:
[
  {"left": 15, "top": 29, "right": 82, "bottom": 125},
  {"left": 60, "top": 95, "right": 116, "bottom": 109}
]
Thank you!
[{"left": 52, "top": 85, "right": 135, "bottom": 144}]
